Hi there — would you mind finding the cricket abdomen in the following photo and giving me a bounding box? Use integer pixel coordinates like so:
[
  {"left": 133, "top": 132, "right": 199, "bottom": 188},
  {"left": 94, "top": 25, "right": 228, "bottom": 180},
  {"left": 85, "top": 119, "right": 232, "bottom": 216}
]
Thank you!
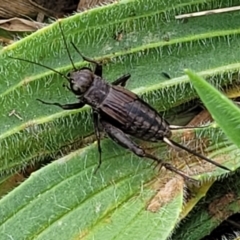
[{"left": 123, "top": 99, "right": 171, "bottom": 141}]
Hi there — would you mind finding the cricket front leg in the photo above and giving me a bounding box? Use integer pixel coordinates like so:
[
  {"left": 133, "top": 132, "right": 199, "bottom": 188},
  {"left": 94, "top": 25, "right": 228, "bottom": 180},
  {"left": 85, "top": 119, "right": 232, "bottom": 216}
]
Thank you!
[
  {"left": 37, "top": 99, "right": 85, "bottom": 110},
  {"left": 112, "top": 74, "right": 131, "bottom": 87},
  {"left": 70, "top": 42, "right": 102, "bottom": 77},
  {"left": 100, "top": 120, "right": 196, "bottom": 182}
]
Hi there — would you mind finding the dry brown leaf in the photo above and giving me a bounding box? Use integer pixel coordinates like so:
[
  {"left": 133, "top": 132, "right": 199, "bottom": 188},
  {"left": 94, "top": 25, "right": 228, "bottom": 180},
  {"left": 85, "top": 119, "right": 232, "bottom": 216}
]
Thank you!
[
  {"left": 0, "top": 17, "right": 45, "bottom": 32},
  {"left": 30, "top": 0, "right": 79, "bottom": 17},
  {"left": 78, "top": 0, "right": 115, "bottom": 10},
  {"left": 147, "top": 177, "right": 185, "bottom": 212},
  {"left": 187, "top": 109, "right": 212, "bottom": 126},
  {"left": 0, "top": 36, "right": 14, "bottom": 45},
  {"left": 0, "top": 0, "right": 50, "bottom": 19},
  {"left": 0, "top": 0, "right": 79, "bottom": 20}
]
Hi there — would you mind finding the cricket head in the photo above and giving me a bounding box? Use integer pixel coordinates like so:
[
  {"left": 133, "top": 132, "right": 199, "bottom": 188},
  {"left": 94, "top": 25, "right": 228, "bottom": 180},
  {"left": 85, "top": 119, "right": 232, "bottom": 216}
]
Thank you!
[{"left": 67, "top": 67, "right": 94, "bottom": 96}]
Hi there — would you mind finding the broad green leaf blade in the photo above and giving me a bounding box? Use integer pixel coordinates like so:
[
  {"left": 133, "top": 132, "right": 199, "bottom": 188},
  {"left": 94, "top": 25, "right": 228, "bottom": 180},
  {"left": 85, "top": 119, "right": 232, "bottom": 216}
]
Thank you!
[
  {"left": 1, "top": 126, "right": 239, "bottom": 239},
  {"left": 186, "top": 69, "right": 240, "bottom": 148},
  {"left": 0, "top": 140, "right": 183, "bottom": 240},
  {"left": 1, "top": 1, "right": 240, "bottom": 239},
  {"left": 172, "top": 170, "right": 240, "bottom": 240},
  {"left": 1, "top": 0, "right": 240, "bottom": 175}
]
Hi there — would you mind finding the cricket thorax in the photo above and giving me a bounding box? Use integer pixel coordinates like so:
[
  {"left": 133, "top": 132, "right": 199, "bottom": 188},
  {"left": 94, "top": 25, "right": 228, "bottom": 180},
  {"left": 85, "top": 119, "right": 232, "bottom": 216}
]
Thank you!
[{"left": 83, "top": 75, "right": 110, "bottom": 108}]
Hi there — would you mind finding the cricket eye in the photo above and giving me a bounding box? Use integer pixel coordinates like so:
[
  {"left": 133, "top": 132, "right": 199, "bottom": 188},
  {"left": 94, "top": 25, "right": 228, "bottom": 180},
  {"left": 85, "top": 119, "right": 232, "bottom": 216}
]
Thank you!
[
  {"left": 72, "top": 84, "right": 79, "bottom": 92},
  {"left": 71, "top": 81, "right": 88, "bottom": 94}
]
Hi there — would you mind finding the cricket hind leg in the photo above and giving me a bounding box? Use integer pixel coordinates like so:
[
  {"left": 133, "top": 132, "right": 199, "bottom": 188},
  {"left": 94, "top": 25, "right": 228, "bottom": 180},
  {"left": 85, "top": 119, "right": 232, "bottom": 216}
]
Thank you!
[{"left": 100, "top": 119, "right": 197, "bottom": 182}]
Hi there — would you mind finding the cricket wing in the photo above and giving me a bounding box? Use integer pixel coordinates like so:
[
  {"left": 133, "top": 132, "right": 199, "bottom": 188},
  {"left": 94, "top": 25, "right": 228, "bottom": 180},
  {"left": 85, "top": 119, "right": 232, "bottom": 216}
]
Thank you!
[
  {"left": 100, "top": 85, "right": 170, "bottom": 141},
  {"left": 99, "top": 85, "right": 137, "bottom": 126}
]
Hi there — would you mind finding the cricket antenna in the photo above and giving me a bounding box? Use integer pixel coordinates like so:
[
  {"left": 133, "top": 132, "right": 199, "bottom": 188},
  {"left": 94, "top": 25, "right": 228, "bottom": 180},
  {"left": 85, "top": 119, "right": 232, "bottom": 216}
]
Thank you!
[
  {"left": 58, "top": 22, "right": 77, "bottom": 71},
  {"left": 9, "top": 22, "right": 79, "bottom": 82},
  {"left": 8, "top": 56, "right": 70, "bottom": 82},
  {"left": 163, "top": 137, "right": 230, "bottom": 171}
]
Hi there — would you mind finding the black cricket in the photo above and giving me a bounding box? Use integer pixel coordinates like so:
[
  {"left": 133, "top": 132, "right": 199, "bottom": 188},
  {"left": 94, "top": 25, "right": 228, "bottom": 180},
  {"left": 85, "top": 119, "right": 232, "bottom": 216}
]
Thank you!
[{"left": 10, "top": 24, "right": 230, "bottom": 181}]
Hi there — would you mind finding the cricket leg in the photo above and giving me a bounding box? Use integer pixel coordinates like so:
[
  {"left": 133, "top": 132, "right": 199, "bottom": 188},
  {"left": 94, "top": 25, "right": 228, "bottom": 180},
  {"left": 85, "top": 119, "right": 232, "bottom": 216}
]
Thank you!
[
  {"left": 101, "top": 120, "right": 197, "bottom": 182},
  {"left": 37, "top": 99, "right": 85, "bottom": 110},
  {"left": 94, "top": 63, "right": 102, "bottom": 77},
  {"left": 70, "top": 42, "right": 102, "bottom": 77},
  {"left": 112, "top": 74, "right": 131, "bottom": 87},
  {"left": 92, "top": 110, "right": 102, "bottom": 173},
  {"left": 62, "top": 83, "right": 72, "bottom": 92},
  {"left": 70, "top": 40, "right": 131, "bottom": 81}
]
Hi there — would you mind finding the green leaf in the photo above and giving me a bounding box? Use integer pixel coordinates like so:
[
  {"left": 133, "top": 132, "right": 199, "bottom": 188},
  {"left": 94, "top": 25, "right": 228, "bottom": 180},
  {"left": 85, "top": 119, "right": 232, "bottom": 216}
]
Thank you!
[
  {"left": 1, "top": 0, "right": 240, "bottom": 239},
  {"left": 185, "top": 69, "right": 240, "bottom": 149},
  {"left": 172, "top": 170, "right": 240, "bottom": 240},
  {"left": 0, "top": 141, "right": 183, "bottom": 239},
  {"left": 1, "top": 0, "right": 240, "bottom": 175}
]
